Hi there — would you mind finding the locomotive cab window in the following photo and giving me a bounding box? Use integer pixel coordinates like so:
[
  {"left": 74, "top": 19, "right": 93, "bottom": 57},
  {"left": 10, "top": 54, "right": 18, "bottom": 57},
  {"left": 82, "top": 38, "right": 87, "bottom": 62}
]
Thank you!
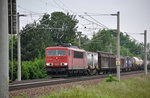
[
  {"left": 47, "top": 50, "right": 67, "bottom": 56},
  {"left": 74, "top": 51, "right": 83, "bottom": 58}
]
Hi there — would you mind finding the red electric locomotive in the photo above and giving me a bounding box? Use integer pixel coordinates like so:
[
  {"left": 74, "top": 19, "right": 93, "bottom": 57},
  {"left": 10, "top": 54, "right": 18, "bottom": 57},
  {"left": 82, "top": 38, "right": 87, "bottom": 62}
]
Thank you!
[{"left": 46, "top": 46, "right": 86, "bottom": 76}]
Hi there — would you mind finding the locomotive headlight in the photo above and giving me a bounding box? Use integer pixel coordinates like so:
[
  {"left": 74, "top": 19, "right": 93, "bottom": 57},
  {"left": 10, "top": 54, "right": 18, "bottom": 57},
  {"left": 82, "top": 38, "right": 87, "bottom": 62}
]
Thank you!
[
  {"left": 46, "top": 63, "right": 53, "bottom": 66},
  {"left": 46, "top": 63, "right": 50, "bottom": 66},
  {"left": 61, "top": 63, "right": 68, "bottom": 66},
  {"left": 64, "top": 63, "right": 68, "bottom": 66}
]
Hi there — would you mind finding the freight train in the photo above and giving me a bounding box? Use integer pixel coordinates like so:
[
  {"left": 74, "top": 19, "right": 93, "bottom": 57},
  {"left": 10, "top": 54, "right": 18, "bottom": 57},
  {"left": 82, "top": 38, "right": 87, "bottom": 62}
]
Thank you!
[{"left": 45, "top": 45, "right": 149, "bottom": 77}]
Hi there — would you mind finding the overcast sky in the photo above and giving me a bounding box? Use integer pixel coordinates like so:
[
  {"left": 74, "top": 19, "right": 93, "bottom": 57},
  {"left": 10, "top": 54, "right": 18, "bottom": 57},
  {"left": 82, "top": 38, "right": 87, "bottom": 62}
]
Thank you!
[{"left": 17, "top": 0, "right": 150, "bottom": 43}]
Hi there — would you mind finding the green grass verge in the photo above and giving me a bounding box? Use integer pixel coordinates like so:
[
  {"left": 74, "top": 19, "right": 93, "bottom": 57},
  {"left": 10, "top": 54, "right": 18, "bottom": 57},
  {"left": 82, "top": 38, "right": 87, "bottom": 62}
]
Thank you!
[{"left": 40, "top": 74, "right": 150, "bottom": 98}]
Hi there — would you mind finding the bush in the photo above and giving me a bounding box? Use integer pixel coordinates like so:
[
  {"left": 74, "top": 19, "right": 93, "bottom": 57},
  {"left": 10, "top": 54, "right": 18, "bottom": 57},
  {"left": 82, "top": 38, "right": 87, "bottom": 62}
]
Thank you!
[
  {"left": 105, "top": 74, "right": 119, "bottom": 82},
  {"left": 9, "top": 60, "right": 18, "bottom": 81},
  {"left": 9, "top": 52, "right": 49, "bottom": 81}
]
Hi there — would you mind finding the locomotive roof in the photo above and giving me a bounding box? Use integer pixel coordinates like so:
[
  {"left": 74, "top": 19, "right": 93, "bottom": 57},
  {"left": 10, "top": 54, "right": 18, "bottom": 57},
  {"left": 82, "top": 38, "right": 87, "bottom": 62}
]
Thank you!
[
  {"left": 46, "top": 46, "right": 85, "bottom": 52},
  {"left": 97, "top": 51, "right": 125, "bottom": 59}
]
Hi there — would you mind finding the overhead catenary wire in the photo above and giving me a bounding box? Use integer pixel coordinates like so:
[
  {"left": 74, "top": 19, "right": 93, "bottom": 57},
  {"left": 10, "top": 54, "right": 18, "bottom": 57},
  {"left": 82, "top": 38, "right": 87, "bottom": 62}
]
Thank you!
[
  {"left": 18, "top": 0, "right": 107, "bottom": 38},
  {"left": 79, "top": 12, "right": 117, "bottom": 16},
  {"left": 21, "top": 15, "right": 47, "bottom": 33},
  {"left": 17, "top": 5, "right": 48, "bottom": 32},
  {"left": 38, "top": 0, "right": 57, "bottom": 8},
  {"left": 123, "top": 32, "right": 144, "bottom": 44},
  {"left": 78, "top": 15, "right": 107, "bottom": 29},
  {"left": 81, "top": 34, "right": 106, "bottom": 45},
  {"left": 84, "top": 12, "right": 109, "bottom": 30},
  {"left": 52, "top": 0, "right": 69, "bottom": 13},
  {"left": 18, "top": 5, "right": 45, "bottom": 15},
  {"left": 57, "top": 0, "right": 75, "bottom": 14},
  {"left": 18, "top": 0, "right": 75, "bottom": 33},
  {"left": 50, "top": 0, "right": 107, "bottom": 32},
  {"left": 18, "top": 1, "right": 111, "bottom": 38},
  {"left": 17, "top": 11, "right": 46, "bottom": 16}
]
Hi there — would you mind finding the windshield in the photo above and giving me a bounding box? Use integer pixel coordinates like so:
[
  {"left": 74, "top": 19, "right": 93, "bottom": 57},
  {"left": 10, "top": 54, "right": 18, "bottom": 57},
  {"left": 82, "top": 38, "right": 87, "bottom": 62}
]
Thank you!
[{"left": 47, "top": 50, "right": 67, "bottom": 56}]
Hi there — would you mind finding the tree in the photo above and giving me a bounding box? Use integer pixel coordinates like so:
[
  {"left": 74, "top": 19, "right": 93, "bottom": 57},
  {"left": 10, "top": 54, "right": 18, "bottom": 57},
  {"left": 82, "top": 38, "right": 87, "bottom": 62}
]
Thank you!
[
  {"left": 20, "top": 20, "right": 54, "bottom": 61},
  {"left": 20, "top": 12, "right": 78, "bottom": 61},
  {"left": 84, "top": 29, "right": 143, "bottom": 57},
  {"left": 40, "top": 12, "right": 78, "bottom": 43},
  {"left": 120, "top": 33, "right": 143, "bottom": 57},
  {"left": 9, "top": 35, "right": 17, "bottom": 60},
  {"left": 85, "top": 29, "right": 115, "bottom": 52}
]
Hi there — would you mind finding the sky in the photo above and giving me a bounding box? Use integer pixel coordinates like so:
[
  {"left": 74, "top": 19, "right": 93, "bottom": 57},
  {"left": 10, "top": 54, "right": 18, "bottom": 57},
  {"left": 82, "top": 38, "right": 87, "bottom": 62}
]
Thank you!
[{"left": 17, "top": 0, "right": 150, "bottom": 43}]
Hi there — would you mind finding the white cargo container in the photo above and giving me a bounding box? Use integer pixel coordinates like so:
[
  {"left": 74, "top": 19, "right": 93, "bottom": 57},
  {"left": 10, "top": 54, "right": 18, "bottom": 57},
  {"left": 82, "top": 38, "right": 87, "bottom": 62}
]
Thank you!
[{"left": 85, "top": 51, "right": 98, "bottom": 69}]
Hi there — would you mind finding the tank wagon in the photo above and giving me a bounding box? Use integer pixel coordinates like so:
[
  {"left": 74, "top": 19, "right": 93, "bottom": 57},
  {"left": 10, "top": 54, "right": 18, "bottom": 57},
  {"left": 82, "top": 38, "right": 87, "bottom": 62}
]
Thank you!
[
  {"left": 86, "top": 51, "right": 98, "bottom": 75},
  {"left": 132, "top": 57, "right": 143, "bottom": 70}
]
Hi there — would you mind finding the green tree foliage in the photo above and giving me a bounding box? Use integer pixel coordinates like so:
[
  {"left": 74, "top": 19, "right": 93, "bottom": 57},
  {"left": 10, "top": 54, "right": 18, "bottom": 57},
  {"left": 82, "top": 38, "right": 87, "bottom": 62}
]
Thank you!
[
  {"left": 20, "top": 22, "right": 53, "bottom": 61},
  {"left": 41, "top": 12, "right": 78, "bottom": 43},
  {"left": 120, "top": 33, "right": 143, "bottom": 57},
  {"left": 84, "top": 29, "right": 143, "bottom": 57},
  {"left": 9, "top": 60, "right": 18, "bottom": 81},
  {"left": 85, "top": 29, "right": 116, "bottom": 52},
  {"left": 74, "top": 35, "right": 90, "bottom": 49},
  {"left": 20, "top": 12, "right": 78, "bottom": 61},
  {"left": 9, "top": 35, "right": 17, "bottom": 60},
  {"left": 9, "top": 52, "right": 48, "bottom": 81},
  {"left": 120, "top": 46, "right": 133, "bottom": 56}
]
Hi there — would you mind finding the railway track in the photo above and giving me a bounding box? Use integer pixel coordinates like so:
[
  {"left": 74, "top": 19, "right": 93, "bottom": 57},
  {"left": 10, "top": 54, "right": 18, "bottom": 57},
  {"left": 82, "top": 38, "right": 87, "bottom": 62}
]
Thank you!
[{"left": 9, "top": 70, "right": 146, "bottom": 91}]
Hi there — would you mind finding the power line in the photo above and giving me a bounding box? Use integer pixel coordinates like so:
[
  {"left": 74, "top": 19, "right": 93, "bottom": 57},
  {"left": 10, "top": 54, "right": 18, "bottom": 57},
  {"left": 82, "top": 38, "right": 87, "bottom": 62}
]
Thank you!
[
  {"left": 124, "top": 32, "right": 143, "bottom": 35},
  {"left": 38, "top": 0, "right": 57, "bottom": 8},
  {"left": 79, "top": 12, "right": 117, "bottom": 16},
  {"left": 21, "top": 16, "right": 44, "bottom": 33},
  {"left": 18, "top": 5, "right": 44, "bottom": 15},
  {"left": 19, "top": 0, "right": 105, "bottom": 37},
  {"left": 78, "top": 27, "right": 101, "bottom": 30},
  {"left": 124, "top": 32, "right": 143, "bottom": 43},
  {"left": 18, "top": 5, "right": 46, "bottom": 25},
  {"left": 18, "top": 1, "right": 111, "bottom": 39},
  {"left": 82, "top": 34, "right": 106, "bottom": 45},
  {"left": 52, "top": 0, "right": 69, "bottom": 13},
  {"left": 78, "top": 15, "right": 106, "bottom": 29},
  {"left": 51, "top": 0, "right": 103, "bottom": 33},
  {"left": 84, "top": 12, "right": 109, "bottom": 29},
  {"left": 17, "top": 10, "right": 46, "bottom": 16},
  {"left": 18, "top": 1, "right": 72, "bottom": 33},
  {"left": 56, "top": 0, "right": 75, "bottom": 14}
]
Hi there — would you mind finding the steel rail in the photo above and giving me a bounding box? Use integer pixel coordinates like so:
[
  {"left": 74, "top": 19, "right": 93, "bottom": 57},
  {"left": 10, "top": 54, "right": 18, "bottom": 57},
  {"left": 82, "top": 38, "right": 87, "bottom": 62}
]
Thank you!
[{"left": 9, "top": 70, "right": 147, "bottom": 91}]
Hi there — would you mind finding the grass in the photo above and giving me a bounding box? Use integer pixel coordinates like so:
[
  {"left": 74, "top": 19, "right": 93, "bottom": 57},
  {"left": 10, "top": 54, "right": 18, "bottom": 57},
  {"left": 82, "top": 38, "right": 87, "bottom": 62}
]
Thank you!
[{"left": 40, "top": 74, "right": 150, "bottom": 98}]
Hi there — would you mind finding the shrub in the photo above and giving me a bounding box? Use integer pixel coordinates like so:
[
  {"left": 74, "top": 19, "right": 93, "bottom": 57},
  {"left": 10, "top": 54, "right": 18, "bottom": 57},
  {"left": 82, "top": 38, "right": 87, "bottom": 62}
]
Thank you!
[
  {"left": 105, "top": 74, "right": 119, "bottom": 82},
  {"left": 9, "top": 52, "right": 49, "bottom": 80}
]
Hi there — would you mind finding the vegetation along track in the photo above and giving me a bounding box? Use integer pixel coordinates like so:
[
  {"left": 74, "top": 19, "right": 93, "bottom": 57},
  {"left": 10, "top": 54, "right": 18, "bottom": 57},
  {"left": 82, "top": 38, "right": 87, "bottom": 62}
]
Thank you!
[{"left": 9, "top": 70, "right": 147, "bottom": 91}]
